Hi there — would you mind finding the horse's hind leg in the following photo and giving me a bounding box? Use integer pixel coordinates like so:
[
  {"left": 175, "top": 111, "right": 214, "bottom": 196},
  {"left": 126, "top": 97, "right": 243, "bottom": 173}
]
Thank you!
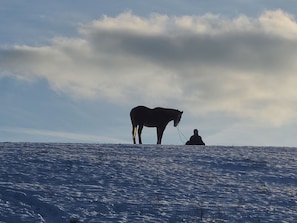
[
  {"left": 132, "top": 126, "right": 137, "bottom": 144},
  {"left": 138, "top": 125, "right": 143, "bottom": 144}
]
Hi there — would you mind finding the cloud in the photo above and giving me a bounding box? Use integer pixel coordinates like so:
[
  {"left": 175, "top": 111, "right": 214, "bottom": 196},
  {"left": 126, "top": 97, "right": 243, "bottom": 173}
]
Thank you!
[{"left": 1, "top": 10, "right": 297, "bottom": 125}]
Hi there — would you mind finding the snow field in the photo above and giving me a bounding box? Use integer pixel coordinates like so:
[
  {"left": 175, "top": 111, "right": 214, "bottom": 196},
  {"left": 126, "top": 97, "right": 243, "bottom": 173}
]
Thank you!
[{"left": 0, "top": 143, "right": 296, "bottom": 222}]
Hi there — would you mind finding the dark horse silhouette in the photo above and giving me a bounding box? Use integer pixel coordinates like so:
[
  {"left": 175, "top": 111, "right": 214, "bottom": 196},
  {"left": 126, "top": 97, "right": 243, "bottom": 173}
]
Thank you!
[{"left": 130, "top": 106, "right": 183, "bottom": 144}]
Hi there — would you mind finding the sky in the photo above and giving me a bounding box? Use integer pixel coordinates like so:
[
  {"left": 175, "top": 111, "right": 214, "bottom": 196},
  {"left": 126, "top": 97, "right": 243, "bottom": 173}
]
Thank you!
[{"left": 1, "top": 0, "right": 297, "bottom": 146}]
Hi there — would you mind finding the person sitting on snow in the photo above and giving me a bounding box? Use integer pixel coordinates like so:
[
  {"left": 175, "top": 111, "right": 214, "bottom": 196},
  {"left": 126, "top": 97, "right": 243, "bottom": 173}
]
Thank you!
[{"left": 186, "top": 129, "right": 205, "bottom": 145}]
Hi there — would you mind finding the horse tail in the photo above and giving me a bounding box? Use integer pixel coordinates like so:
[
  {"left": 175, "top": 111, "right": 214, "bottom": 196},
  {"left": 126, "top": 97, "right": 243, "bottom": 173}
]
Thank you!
[
  {"left": 130, "top": 108, "right": 137, "bottom": 144},
  {"left": 130, "top": 110, "right": 137, "bottom": 134},
  {"left": 130, "top": 108, "right": 135, "bottom": 125}
]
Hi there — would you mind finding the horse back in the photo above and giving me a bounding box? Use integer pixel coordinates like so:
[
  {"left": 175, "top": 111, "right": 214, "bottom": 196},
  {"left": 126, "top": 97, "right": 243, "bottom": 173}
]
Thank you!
[
  {"left": 130, "top": 106, "right": 172, "bottom": 127},
  {"left": 130, "top": 106, "right": 150, "bottom": 124}
]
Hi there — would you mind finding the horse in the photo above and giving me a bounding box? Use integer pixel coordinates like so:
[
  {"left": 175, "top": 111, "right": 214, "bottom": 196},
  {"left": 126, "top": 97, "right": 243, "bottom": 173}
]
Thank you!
[{"left": 130, "top": 106, "right": 183, "bottom": 144}]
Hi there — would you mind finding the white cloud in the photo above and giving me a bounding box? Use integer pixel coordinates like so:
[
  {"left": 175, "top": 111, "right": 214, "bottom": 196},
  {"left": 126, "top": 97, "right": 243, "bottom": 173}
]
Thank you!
[{"left": 1, "top": 10, "right": 297, "bottom": 126}]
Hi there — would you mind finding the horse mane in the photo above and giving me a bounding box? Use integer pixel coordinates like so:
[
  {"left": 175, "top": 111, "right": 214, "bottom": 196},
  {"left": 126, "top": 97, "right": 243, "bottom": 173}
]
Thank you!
[{"left": 154, "top": 107, "right": 180, "bottom": 112}]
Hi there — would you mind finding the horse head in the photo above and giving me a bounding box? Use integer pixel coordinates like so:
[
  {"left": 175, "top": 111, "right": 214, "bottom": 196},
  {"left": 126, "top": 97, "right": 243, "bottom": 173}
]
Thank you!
[{"left": 174, "top": 110, "right": 183, "bottom": 127}]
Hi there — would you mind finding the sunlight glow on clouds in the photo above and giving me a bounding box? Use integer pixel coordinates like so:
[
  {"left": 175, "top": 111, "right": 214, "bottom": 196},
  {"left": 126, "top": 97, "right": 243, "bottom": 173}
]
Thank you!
[{"left": 1, "top": 10, "right": 297, "bottom": 126}]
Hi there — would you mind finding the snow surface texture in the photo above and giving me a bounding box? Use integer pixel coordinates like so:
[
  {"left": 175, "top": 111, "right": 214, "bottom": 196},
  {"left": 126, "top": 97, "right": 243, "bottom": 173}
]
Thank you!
[{"left": 0, "top": 143, "right": 296, "bottom": 223}]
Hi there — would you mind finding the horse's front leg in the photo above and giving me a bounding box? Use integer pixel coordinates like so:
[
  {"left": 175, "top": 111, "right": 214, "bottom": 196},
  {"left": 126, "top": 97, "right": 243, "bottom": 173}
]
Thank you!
[
  {"left": 138, "top": 125, "right": 143, "bottom": 144},
  {"left": 156, "top": 125, "right": 166, "bottom": 144}
]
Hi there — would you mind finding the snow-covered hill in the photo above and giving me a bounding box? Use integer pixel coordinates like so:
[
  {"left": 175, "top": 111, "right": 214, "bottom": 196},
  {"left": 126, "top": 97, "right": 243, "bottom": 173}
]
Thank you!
[{"left": 0, "top": 143, "right": 296, "bottom": 223}]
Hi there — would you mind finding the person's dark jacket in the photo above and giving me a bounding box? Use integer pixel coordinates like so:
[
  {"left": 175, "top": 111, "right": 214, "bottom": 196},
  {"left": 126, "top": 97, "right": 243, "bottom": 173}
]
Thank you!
[{"left": 186, "top": 134, "right": 205, "bottom": 145}]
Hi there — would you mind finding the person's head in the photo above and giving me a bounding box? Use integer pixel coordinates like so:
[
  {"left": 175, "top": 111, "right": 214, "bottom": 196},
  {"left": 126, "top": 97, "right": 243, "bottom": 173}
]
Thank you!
[{"left": 194, "top": 129, "right": 198, "bottom": 135}]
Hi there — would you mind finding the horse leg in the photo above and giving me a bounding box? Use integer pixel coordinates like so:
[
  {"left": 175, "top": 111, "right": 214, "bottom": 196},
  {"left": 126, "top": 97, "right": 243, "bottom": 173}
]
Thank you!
[
  {"left": 132, "top": 125, "right": 137, "bottom": 144},
  {"left": 156, "top": 126, "right": 166, "bottom": 144},
  {"left": 138, "top": 125, "right": 143, "bottom": 144}
]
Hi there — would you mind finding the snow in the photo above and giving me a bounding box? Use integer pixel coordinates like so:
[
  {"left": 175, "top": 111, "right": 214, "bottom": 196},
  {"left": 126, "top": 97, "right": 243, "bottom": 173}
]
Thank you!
[{"left": 0, "top": 143, "right": 296, "bottom": 223}]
